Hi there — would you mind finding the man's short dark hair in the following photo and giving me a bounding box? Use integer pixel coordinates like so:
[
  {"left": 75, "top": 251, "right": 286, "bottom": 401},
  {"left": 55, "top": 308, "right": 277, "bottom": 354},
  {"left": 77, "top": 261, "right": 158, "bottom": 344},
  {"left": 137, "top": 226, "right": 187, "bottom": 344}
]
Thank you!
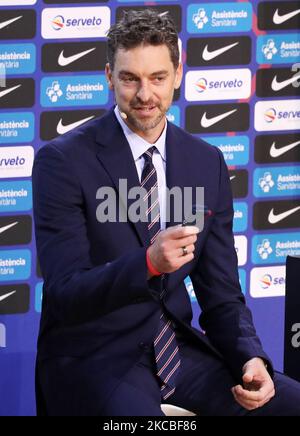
[{"left": 107, "top": 9, "right": 179, "bottom": 71}]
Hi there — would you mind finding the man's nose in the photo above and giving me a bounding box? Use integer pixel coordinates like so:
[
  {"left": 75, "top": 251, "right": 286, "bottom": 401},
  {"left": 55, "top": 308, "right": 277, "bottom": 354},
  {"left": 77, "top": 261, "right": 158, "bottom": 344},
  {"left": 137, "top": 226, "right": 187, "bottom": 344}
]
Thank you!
[{"left": 136, "top": 81, "right": 152, "bottom": 102}]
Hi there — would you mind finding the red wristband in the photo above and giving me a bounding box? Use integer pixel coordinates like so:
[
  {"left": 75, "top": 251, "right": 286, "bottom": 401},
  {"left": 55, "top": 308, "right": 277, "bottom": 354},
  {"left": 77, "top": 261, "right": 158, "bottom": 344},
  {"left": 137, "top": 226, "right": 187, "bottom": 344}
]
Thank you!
[{"left": 146, "top": 248, "right": 162, "bottom": 276}]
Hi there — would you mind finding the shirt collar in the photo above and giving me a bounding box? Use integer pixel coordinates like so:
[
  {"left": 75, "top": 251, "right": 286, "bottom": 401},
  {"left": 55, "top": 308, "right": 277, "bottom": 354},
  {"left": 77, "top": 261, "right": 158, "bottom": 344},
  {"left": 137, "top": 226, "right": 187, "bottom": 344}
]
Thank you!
[{"left": 114, "top": 106, "right": 167, "bottom": 162}]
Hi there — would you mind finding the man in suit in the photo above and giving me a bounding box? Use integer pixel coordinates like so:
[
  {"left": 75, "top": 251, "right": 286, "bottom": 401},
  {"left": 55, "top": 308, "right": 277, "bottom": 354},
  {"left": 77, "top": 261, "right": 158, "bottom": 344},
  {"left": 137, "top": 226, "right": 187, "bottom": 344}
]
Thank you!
[{"left": 33, "top": 10, "right": 300, "bottom": 416}]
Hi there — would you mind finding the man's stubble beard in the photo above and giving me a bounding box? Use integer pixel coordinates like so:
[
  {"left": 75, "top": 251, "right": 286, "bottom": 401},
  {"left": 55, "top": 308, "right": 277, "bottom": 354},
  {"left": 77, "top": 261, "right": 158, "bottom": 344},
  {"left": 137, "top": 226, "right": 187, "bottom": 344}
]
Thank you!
[{"left": 127, "top": 106, "right": 167, "bottom": 132}]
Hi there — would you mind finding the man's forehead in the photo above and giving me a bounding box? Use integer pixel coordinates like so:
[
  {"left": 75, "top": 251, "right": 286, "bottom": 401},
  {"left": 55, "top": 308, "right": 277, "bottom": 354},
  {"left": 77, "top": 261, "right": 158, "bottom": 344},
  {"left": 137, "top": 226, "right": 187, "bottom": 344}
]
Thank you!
[
  {"left": 115, "top": 44, "right": 171, "bottom": 59},
  {"left": 113, "top": 44, "right": 174, "bottom": 71}
]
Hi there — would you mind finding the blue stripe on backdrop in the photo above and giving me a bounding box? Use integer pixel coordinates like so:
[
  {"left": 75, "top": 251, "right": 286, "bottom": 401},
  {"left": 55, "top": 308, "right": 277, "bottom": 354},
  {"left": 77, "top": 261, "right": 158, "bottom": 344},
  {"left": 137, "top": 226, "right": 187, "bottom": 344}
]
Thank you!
[{"left": 0, "top": 0, "right": 299, "bottom": 416}]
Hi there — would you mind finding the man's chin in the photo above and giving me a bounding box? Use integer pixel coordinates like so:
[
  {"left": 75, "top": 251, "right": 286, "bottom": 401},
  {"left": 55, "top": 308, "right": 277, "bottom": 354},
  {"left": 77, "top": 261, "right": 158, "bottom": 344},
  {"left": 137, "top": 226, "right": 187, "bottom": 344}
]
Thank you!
[{"left": 129, "top": 113, "right": 165, "bottom": 132}]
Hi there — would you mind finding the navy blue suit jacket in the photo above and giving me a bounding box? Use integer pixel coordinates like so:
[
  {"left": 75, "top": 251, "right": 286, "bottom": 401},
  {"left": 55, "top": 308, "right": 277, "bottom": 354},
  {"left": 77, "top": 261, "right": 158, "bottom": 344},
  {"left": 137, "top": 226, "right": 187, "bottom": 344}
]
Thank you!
[{"left": 32, "top": 108, "right": 271, "bottom": 414}]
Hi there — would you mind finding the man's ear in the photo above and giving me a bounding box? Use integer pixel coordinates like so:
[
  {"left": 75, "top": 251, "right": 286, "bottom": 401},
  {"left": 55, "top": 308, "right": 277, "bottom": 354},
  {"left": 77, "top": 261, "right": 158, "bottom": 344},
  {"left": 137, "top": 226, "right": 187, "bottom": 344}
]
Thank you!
[
  {"left": 105, "top": 63, "right": 114, "bottom": 90},
  {"left": 174, "top": 62, "right": 183, "bottom": 90}
]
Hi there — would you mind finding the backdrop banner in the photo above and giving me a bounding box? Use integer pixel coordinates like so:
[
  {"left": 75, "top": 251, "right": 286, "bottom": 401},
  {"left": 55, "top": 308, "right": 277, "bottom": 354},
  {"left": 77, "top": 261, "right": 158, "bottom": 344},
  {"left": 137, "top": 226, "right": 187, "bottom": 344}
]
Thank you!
[{"left": 0, "top": 0, "right": 299, "bottom": 416}]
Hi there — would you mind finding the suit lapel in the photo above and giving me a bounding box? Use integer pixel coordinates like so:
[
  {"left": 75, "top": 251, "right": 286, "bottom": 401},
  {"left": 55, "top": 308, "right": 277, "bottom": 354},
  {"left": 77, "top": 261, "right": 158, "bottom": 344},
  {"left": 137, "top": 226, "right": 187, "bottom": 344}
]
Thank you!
[{"left": 95, "top": 109, "right": 150, "bottom": 247}]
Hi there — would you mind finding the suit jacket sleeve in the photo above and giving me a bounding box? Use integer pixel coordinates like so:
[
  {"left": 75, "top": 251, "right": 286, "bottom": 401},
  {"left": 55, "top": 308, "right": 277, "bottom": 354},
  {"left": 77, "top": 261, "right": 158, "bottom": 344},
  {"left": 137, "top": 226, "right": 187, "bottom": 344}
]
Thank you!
[
  {"left": 190, "top": 146, "right": 273, "bottom": 381},
  {"left": 32, "top": 144, "right": 152, "bottom": 325}
]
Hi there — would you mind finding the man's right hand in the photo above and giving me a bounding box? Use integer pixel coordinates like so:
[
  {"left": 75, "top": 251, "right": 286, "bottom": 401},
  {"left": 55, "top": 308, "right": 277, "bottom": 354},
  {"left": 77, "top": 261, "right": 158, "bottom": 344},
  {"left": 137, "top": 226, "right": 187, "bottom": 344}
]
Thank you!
[{"left": 147, "top": 225, "right": 200, "bottom": 278}]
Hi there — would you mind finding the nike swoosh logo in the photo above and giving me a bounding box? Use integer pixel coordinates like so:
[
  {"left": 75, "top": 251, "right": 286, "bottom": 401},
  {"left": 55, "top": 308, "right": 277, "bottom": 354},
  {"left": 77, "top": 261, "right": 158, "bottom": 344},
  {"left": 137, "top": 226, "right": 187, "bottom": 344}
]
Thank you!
[
  {"left": 268, "top": 206, "right": 300, "bottom": 224},
  {"left": 0, "top": 222, "right": 18, "bottom": 234},
  {"left": 0, "top": 290, "right": 16, "bottom": 303},
  {"left": 230, "top": 176, "right": 236, "bottom": 181},
  {"left": 270, "top": 140, "right": 300, "bottom": 158},
  {"left": 58, "top": 48, "right": 96, "bottom": 67},
  {"left": 273, "top": 8, "right": 300, "bottom": 25},
  {"left": 201, "top": 109, "right": 237, "bottom": 128},
  {"left": 271, "top": 72, "right": 300, "bottom": 91},
  {"left": 0, "top": 16, "right": 22, "bottom": 30},
  {"left": 57, "top": 116, "right": 95, "bottom": 135},
  {"left": 202, "top": 42, "right": 239, "bottom": 61},
  {"left": 0, "top": 84, "right": 21, "bottom": 99}
]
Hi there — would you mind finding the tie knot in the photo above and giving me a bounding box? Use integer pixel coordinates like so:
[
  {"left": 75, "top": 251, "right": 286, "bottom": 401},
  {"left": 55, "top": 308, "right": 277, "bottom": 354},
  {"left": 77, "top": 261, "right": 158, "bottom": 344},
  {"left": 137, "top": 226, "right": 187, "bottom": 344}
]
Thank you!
[{"left": 142, "top": 146, "right": 156, "bottom": 163}]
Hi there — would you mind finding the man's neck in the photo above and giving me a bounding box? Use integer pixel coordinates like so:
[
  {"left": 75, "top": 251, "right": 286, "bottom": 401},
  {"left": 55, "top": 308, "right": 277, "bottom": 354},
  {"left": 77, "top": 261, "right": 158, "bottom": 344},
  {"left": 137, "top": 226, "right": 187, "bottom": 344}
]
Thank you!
[{"left": 132, "top": 123, "right": 166, "bottom": 144}]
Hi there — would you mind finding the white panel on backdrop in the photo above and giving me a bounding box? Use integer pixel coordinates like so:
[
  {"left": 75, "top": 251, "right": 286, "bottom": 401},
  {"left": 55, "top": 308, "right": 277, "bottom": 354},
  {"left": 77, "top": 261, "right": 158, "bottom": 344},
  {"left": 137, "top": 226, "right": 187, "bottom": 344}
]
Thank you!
[
  {"left": 42, "top": 7, "right": 111, "bottom": 40},
  {"left": 0, "top": 1, "right": 36, "bottom": 4},
  {"left": 255, "top": 100, "right": 300, "bottom": 132},
  {"left": 0, "top": 146, "right": 34, "bottom": 179},
  {"left": 185, "top": 68, "right": 251, "bottom": 101},
  {"left": 250, "top": 266, "right": 286, "bottom": 298}
]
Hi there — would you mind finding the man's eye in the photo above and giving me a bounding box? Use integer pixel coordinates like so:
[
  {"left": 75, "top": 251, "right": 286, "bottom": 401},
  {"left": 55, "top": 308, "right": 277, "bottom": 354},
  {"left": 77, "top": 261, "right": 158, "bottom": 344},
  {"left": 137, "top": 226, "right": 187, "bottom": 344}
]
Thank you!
[
  {"left": 123, "top": 77, "right": 137, "bottom": 82},
  {"left": 154, "top": 77, "right": 165, "bottom": 82}
]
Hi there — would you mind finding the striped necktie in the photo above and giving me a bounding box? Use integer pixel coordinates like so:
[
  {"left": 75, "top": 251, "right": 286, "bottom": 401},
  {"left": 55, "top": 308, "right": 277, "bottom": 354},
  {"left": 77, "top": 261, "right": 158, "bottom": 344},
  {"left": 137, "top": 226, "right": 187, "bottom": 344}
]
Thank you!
[{"left": 141, "top": 146, "right": 181, "bottom": 401}]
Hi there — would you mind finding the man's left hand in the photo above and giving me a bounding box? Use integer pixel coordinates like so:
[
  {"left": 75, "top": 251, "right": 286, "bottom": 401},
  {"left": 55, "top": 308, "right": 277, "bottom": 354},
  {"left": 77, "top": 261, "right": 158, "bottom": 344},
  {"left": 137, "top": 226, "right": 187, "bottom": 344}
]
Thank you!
[{"left": 231, "top": 357, "right": 275, "bottom": 411}]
